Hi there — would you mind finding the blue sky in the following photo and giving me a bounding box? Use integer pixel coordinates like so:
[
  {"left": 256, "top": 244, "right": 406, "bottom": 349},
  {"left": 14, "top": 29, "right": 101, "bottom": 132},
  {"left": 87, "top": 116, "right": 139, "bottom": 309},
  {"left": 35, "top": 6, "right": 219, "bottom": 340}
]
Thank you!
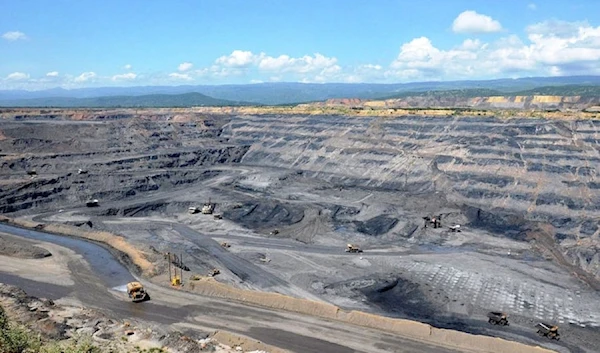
[{"left": 1, "top": 0, "right": 600, "bottom": 89}]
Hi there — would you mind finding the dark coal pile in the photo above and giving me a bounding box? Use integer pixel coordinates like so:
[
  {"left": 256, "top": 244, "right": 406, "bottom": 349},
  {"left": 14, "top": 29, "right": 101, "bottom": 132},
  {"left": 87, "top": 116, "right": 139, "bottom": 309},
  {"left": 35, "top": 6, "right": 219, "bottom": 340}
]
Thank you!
[
  {"left": 354, "top": 215, "right": 398, "bottom": 236},
  {"left": 222, "top": 201, "right": 304, "bottom": 229},
  {"left": 360, "top": 277, "right": 436, "bottom": 320}
]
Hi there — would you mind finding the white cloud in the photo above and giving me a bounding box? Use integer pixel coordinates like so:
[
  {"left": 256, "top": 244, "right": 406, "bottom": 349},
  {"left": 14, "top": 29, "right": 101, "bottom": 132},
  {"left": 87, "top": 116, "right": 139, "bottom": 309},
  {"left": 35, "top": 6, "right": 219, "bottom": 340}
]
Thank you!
[
  {"left": 195, "top": 50, "right": 343, "bottom": 82},
  {"left": 178, "top": 62, "right": 193, "bottom": 72},
  {"left": 2, "top": 31, "right": 27, "bottom": 41},
  {"left": 528, "top": 3, "right": 537, "bottom": 10},
  {"left": 215, "top": 50, "right": 259, "bottom": 67},
  {"left": 360, "top": 64, "right": 382, "bottom": 70},
  {"left": 525, "top": 20, "right": 600, "bottom": 66},
  {"left": 5, "top": 72, "right": 30, "bottom": 81},
  {"left": 74, "top": 72, "right": 97, "bottom": 82},
  {"left": 386, "top": 19, "right": 600, "bottom": 81},
  {"left": 258, "top": 53, "right": 338, "bottom": 73},
  {"left": 459, "top": 39, "right": 484, "bottom": 51},
  {"left": 4, "top": 18, "right": 600, "bottom": 89},
  {"left": 452, "top": 10, "right": 502, "bottom": 33},
  {"left": 111, "top": 72, "right": 137, "bottom": 81},
  {"left": 123, "top": 64, "right": 132, "bottom": 70},
  {"left": 168, "top": 72, "right": 193, "bottom": 81}
]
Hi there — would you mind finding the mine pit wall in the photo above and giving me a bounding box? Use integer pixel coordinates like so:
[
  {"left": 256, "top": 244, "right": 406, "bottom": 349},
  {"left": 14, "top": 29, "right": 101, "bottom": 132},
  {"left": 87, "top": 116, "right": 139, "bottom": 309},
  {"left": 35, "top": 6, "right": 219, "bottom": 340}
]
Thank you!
[
  {"left": 0, "top": 217, "right": 555, "bottom": 353},
  {"left": 0, "top": 115, "right": 243, "bottom": 215},
  {"left": 222, "top": 114, "right": 600, "bottom": 279}
]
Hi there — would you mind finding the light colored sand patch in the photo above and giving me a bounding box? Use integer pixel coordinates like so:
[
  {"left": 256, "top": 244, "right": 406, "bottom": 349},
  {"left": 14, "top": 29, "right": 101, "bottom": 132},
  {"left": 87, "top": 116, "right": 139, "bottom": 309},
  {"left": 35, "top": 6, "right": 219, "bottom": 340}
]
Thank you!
[{"left": 0, "top": 239, "right": 77, "bottom": 286}]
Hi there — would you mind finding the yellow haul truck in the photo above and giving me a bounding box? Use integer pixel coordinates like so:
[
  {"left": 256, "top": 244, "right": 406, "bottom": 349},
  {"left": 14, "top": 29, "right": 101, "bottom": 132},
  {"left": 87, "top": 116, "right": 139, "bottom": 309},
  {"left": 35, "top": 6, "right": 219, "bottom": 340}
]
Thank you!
[{"left": 126, "top": 281, "right": 149, "bottom": 303}]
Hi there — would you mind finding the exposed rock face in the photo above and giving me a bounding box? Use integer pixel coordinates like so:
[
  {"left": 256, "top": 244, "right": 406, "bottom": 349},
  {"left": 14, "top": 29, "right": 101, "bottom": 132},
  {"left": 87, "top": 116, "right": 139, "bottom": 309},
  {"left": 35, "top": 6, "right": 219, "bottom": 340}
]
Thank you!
[
  {"left": 1, "top": 111, "right": 599, "bottom": 282},
  {"left": 0, "top": 116, "right": 249, "bottom": 213},
  {"left": 322, "top": 95, "right": 600, "bottom": 111},
  {"left": 221, "top": 114, "right": 600, "bottom": 279}
]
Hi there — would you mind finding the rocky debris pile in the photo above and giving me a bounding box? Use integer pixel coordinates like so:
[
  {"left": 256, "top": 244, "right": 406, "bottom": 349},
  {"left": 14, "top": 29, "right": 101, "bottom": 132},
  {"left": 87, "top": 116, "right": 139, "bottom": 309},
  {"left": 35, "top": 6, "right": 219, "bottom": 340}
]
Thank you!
[{"left": 0, "top": 283, "right": 263, "bottom": 352}]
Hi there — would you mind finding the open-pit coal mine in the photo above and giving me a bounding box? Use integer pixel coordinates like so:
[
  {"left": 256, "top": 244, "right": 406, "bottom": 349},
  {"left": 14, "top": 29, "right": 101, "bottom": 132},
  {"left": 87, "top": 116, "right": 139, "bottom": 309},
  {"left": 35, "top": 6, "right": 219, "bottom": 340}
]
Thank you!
[{"left": 1, "top": 109, "right": 600, "bottom": 352}]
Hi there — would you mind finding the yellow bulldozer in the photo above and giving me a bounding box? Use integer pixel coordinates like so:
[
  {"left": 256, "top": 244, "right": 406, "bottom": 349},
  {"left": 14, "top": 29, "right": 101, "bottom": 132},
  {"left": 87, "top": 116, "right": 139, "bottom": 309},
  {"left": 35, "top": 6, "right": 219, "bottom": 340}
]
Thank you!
[{"left": 126, "top": 281, "right": 149, "bottom": 303}]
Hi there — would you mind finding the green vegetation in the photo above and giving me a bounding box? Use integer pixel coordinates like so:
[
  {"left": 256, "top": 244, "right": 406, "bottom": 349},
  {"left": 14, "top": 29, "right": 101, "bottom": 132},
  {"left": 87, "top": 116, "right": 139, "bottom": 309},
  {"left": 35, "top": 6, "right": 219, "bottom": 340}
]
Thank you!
[
  {"left": 0, "top": 92, "right": 255, "bottom": 108},
  {"left": 0, "top": 305, "right": 100, "bottom": 353},
  {"left": 383, "top": 85, "right": 600, "bottom": 100},
  {"left": 514, "top": 85, "right": 600, "bottom": 97},
  {"left": 385, "top": 88, "right": 504, "bottom": 99}
]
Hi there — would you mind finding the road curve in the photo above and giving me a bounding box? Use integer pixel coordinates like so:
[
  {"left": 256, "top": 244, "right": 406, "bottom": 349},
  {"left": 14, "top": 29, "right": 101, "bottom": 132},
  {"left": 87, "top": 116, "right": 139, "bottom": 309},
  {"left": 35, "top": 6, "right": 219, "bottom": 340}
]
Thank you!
[{"left": 0, "top": 223, "right": 460, "bottom": 353}]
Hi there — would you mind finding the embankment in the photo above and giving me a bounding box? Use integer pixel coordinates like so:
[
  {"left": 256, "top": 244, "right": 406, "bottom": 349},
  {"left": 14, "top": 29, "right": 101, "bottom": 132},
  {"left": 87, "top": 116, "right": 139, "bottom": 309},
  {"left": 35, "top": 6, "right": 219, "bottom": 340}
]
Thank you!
[{"left": 0, "top": 216, "right": 154, "bottom": 276}]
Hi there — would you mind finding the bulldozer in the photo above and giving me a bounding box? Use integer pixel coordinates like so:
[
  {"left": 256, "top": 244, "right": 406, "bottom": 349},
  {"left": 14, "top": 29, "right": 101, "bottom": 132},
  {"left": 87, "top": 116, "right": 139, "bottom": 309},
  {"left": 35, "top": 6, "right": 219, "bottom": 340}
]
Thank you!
[
  {"left": 188, "top": 206, "right": 199, "bottom": 214},
  {"left": 345, "top": 244, "right": 363, "bottom": 253},
  {"left": 208, "top": 268, "right": 220, "bottom": 277},
  {"left": 126, "top": 281, "right": 148, "bottom": 303}
]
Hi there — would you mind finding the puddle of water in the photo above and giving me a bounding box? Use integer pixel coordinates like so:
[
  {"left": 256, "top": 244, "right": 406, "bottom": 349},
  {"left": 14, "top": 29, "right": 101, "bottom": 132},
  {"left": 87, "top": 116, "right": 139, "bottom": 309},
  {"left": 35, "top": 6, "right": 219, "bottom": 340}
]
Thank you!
[{"left": 113, "top": 284, "right": 128, "bottom": 293}]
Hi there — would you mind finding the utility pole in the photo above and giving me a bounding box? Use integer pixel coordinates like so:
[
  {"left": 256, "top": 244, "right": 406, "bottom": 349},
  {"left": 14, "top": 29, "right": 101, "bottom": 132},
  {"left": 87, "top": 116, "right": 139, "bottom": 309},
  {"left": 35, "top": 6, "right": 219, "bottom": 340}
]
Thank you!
[
  {"left": 167, "top": 252, "right": 172, "bottom": 284},
  {"left": 180, "top": 252, "right": 184, "bottom": 286}
]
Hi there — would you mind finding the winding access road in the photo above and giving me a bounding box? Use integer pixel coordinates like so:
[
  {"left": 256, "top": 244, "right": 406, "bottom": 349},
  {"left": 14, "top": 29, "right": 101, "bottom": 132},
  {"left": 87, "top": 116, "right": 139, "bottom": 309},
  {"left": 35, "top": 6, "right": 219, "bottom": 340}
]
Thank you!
[{"left": 0, "top": 223, "right": 460, "bottom": 353}]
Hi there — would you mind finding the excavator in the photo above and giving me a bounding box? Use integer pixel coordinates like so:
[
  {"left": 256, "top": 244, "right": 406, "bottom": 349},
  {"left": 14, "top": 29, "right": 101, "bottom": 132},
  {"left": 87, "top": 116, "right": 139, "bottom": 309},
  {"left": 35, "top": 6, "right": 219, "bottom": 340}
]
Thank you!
[{"left": 126, "top": 281, "right": 149, "bottom": 303}]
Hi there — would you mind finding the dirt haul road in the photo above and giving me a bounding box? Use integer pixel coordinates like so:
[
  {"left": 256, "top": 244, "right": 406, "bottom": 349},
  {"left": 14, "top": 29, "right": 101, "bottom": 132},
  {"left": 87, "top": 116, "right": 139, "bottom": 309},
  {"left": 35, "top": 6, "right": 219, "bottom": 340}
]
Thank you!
[{"left": 0, "top": 224, "right": 463, "bottom": 353}]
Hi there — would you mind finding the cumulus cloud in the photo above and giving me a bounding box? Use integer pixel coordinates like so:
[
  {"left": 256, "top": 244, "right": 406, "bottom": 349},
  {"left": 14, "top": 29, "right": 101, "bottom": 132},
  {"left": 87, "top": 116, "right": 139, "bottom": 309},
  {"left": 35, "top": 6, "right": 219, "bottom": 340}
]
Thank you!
[
  {"left": 215, "top": 50, "right": 259, "bottom": 67},
  {"left": 74, "top": 72, "right": 97, "bottom": 82},
  {"left": 4, "top": 18, "right": 600, "bottom": 88},
  {"left": 178, "top": 62, "right": 193, "bottom": 72},
  {"left": 258, "top": 53, "right": 339, "bottom": 74},
  {"left": 198, "top": 50, "right": 343, "bottom": 82},
  {"left": 5, "top": 72, "right": 29, "bottom": 81},
  {"left": 2, "top": 31, "right": 27, "bottom": 41},
  {"left": 387, "top": 20, "right": 600, "bottom": 80},
  {"left": 452, "top": 10, "right": 502, "bottom": 33},
  {"left": 168, "top": 72, "right": 193, "bottom": 81},
  {"left": 111, "top": 72, "right": 137, "bottom": 81},
  {"left": 123, "top": 64, "right": 132, "bottom": 70}
]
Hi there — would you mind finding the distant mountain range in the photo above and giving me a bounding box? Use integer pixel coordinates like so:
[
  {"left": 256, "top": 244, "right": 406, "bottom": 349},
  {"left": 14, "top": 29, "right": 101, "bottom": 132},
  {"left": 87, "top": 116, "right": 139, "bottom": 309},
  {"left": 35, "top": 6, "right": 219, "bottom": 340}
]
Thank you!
[
  {"left": 1, "top": 75, "right": 599, "bottom": 107},
  {"left": 384, "top": 85, "right": 600, "bottom": 99},
  {"left": 0, "top": 92, "right": 251, "bottom": 108}
]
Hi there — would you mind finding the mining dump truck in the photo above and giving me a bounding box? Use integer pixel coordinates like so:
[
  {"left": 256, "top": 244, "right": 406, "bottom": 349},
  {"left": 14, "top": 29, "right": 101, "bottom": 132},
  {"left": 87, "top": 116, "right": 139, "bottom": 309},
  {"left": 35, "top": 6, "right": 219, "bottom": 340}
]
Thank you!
[
  {"left": 201, "top": 202, "right": 215, "bottom": 214},
  {"left": 536, "top": 322, "right": 560, "bottom": 340},
  {"left": 487, "top": 312, "right": 509, "bottom": 326},
  {"left": 220, "top": 242, "right": 231, "bottom": 248},
  {"left": 86, "top": 199, "right": 99, "bottom": 207},
  {"left": 345, "top": 244, "right": 363, "bottom": 253},
  {"left": 188, "top": 207, "right": 199, "bottom": 214},
  {"left": 449, "top": 224, "right": 461, "bottom": 232},
  {"left": 126, "top": 281, "right": 148, "bottom": 303},
  {"left": 208, "top": 268, "right": 220, "bottom": 277}
]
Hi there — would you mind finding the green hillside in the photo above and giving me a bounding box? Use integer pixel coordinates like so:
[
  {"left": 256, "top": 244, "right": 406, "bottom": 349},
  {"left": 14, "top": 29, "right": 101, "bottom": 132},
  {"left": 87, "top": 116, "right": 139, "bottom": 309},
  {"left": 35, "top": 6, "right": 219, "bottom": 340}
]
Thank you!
[{"left": 0, "top": 92, "right": 254, "bottom": 108}]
